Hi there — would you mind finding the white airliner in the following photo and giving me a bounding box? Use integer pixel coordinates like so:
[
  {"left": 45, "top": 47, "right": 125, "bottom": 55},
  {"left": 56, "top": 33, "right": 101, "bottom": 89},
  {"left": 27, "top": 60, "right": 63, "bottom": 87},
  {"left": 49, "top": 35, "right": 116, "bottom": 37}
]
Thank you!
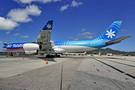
[{"left": 3, "top": 20, "right": 131, "bottom": 57}]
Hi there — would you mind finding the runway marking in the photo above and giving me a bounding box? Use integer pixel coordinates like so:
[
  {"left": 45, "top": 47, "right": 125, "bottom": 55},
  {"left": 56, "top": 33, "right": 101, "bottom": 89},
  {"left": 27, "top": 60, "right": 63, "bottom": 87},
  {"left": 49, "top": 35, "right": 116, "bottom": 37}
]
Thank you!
[{"left": 0, "top": 66, "right": 135, "bottom": 75}]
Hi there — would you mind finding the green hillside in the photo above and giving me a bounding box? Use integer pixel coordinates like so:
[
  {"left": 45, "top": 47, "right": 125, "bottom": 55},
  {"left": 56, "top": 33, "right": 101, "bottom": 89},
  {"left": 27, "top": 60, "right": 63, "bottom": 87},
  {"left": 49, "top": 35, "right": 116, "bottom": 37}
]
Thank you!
[{"left": 87, "top": 48, "right": 135, "bottom": 56}]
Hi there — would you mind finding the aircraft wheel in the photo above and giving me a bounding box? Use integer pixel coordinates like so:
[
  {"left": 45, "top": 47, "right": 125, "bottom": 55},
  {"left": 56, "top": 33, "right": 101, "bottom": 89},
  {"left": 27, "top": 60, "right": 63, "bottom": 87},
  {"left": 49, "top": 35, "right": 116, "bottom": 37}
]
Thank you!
[
  {"left": 46, "top": 55, "right": 54, "bottom": 58},
  {"left": 46, "top": 55, "right": 49, "bottom": 58},
  {"left": 50, "top": 55, "right": 54, "bottom": 58}
]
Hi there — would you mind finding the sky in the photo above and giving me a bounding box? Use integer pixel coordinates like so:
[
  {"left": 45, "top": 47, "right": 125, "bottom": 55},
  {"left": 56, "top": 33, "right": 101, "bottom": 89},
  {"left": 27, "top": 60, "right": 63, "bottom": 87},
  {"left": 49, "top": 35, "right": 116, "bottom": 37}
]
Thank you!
[{"left": 0, "top": 0, "right": 135, "bottom": 52}]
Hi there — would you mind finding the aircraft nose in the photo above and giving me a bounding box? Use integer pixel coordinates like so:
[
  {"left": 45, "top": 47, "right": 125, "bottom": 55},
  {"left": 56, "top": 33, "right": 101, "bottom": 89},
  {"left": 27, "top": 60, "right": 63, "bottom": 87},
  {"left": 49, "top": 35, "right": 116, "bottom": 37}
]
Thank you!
[{"left": 2, "top": 47, "right": 6, "bottom": 51}]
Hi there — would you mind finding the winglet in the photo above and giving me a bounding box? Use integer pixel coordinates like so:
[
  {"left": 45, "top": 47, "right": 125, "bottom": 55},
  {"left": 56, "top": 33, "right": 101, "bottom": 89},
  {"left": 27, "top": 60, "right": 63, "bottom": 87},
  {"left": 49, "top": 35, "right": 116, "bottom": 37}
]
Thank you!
[{"left": 42, "top": 20, "right": 53, "bottom": 30}]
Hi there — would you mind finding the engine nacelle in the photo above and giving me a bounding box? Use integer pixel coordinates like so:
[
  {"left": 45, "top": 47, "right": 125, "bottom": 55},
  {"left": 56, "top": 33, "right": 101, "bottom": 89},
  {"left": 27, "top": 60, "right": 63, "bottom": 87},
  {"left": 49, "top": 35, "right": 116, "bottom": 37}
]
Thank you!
[
  {"left": 25, "top": 50, "right": 37, "bottom": 54},
  {"left": 23, "top": 43, "right": 40, "bottom": 50}
]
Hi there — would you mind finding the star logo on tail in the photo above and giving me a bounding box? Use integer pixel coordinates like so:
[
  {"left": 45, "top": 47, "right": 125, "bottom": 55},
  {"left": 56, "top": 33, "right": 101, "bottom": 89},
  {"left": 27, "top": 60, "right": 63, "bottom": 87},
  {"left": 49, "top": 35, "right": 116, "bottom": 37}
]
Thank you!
[
  {"left": 47, "top": 24, "right": 52, "bottom": 29},
  {"left": 106, "top": 29, "right": 115, "bottom": 38}
]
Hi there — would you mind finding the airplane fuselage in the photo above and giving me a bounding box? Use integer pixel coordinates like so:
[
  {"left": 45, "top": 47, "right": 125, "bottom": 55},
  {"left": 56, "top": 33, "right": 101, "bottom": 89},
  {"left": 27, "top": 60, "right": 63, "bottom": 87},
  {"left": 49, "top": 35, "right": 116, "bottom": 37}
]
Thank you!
[
  {"left": 2, "top": 39, "right": 107, "bottom": 53},
  {"left": 54, "top": 39, "right": 107, "bottom": 53}
]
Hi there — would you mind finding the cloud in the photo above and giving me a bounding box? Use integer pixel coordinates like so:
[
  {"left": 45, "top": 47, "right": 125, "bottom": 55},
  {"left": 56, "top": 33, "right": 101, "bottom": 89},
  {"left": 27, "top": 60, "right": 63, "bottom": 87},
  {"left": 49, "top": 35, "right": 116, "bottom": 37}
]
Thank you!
[
  {"left": 78, "top": 32, "right": 94, "bottom": 39},
  {"left": 14, "top": 33, "right": 20, "bottom": 36},
  {"left": 21, "top": 35, "right": 30, "bottom": 38},
  {"left": 0, "top": 17, "right": 19, "bottom": 30},
  {"left": 14, "top": 0, "right": 61, "bottom": 4},
  {"left": 60, "top": 0, "right": 83, "bottom": 11},
  {"left": 7, "top": 5, "right": 42, "bottom": 22},
  {"left": 71, "top": 0, "right": 83, "bottom": 7},
  {"left": 83, "top": 36, "right": 93, "bottom": 39},
  {"left": 0, "top": 41, "right": 3, "bottom": 43},
  {"left": 6, "top": 31, "right": 10, "bottom": 34},
  {"left": 74, "top": 38, "right": 78, "bottom": 41},
  {"left": 60, "top": 5, "right": 69, "bottom": 11},
  {"left": 82, "top": 28, "right": 85, "bottom": 31},
  {"left": 67, "top": 37, "right": 74, "bottom": 39},
  {"left": 67, "top": 37, "right": 79, "bottom": 41},
  {"left": 78, "top": 32, "right": 94, "bottom": 36},
  {"left": 14, "top": 0, "right": 21, "bottom": 4}
]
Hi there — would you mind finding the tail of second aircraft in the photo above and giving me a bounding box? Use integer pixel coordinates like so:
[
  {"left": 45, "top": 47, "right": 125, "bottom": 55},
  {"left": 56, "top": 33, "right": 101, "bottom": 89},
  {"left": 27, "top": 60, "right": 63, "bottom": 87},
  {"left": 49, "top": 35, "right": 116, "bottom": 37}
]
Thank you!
[
  {"left": 42, "top": 20, "right": 53, "bottom": 30},
  {"left": 96, "top": 21, "right": 122, "bottom": 40}
]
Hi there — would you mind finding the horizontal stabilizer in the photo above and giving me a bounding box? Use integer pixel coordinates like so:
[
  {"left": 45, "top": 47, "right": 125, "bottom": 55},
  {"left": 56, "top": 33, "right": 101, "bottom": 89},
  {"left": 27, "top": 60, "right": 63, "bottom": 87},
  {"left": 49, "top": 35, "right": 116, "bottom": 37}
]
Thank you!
[{"left": 105, "top": 35, "right": 131, "bottom": 45}]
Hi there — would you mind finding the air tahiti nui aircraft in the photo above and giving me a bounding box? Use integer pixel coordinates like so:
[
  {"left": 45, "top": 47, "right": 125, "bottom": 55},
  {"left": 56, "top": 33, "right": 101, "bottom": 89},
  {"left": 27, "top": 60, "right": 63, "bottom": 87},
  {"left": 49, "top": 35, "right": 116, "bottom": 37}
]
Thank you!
[{"left": 3, "top": 20, "right": 131, "bottom": 57}]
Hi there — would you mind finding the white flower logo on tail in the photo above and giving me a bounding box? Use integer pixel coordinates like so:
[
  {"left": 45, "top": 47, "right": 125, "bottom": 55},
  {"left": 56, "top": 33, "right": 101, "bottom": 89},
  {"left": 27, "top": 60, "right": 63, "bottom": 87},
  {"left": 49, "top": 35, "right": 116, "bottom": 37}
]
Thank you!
[{"left": 106, "top": 29, "right": 115, "bottom": 38}]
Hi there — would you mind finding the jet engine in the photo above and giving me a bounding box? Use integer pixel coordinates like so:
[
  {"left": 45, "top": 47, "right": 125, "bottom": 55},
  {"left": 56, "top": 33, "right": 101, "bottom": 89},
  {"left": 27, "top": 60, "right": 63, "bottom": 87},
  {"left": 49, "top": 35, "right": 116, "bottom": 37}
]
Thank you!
[
  {"left": 23, "top": 43, "right": 40, "bottom": 50},
  {"left": 23, "top": 43, "right": 41, "bottom": 54}
]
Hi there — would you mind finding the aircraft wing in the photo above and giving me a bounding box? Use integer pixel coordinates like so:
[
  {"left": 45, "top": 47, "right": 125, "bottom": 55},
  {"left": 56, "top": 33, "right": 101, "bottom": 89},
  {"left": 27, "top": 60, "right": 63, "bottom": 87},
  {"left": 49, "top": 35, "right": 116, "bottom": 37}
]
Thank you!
[
  {"left": 37, "top": 20, "right": 54, "bottom": 49},
  {"left": 105, "top": 35, "right": 131, "bottom": 45}
]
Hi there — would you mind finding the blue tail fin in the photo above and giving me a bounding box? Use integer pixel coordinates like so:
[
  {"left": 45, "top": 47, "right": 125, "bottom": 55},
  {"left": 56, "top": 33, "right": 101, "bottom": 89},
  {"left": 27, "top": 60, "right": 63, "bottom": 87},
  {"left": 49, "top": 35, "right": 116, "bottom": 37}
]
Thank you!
[
  {"left": 42, "top": 20, "right": 53, "bottom": 30},
  {"left": 96, "top": 21, "right": 122, "bottom": 40}
]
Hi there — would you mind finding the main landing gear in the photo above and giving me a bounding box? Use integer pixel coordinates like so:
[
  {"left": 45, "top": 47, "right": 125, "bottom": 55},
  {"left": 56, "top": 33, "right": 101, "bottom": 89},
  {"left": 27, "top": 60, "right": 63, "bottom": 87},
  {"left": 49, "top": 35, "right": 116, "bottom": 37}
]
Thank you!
[
  {"left": 46, "top": 54, "right": 60, "bottom": 58},
  {"left": 46, "top": 55, "right": 54, "bottom": 58},
  {"left": 10, "top": 52, "right": 13, "bottom": 56}
]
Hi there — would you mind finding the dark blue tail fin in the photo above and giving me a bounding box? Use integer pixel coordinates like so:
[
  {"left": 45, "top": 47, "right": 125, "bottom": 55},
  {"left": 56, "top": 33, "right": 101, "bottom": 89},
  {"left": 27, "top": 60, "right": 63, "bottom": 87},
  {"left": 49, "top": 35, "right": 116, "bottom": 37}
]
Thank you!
[{"left": 42, "top": 20, "right": 53, "bottom": 30}]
